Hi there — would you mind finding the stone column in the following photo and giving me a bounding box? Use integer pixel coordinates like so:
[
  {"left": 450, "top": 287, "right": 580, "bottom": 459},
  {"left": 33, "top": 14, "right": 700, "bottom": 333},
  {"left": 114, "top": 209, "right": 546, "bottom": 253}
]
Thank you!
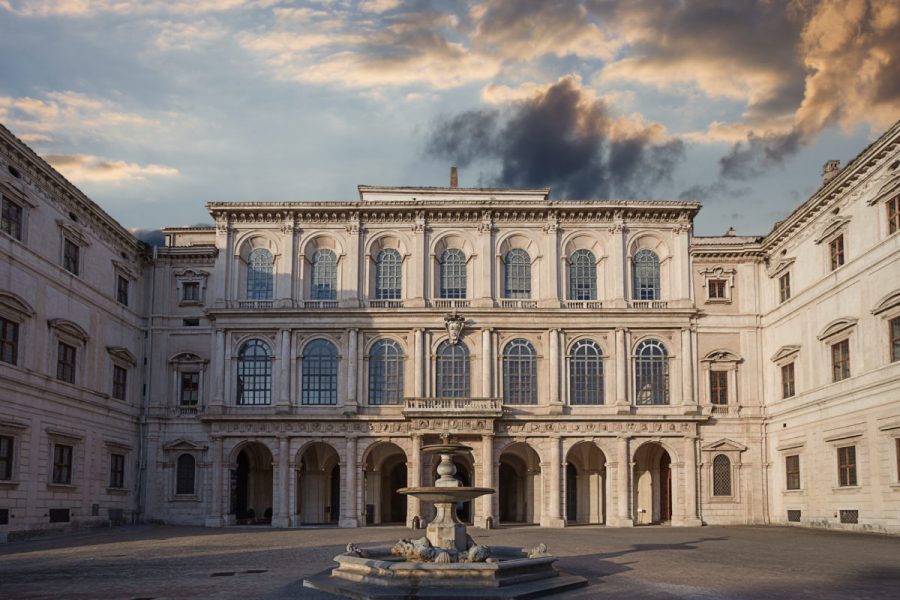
[
  {"left": 481, "top": 328, "right": 492, "bottom": 397},
  {"left": 272, "top": 436, "right": 290, "bottom": 527},
  {"left": 342, "top": 216, "right": 361, "bottom": 307},
  {"left": 613, "top": 435, "right": 633, "bottom": 526},
  {"left": 681, "top": 436, "right": 702, "bottom": 526},
  {"left": 278, "top": 330, "right": 291, "bottom": 409},
  {"left": 549, "top": 329, "right": 560, "bottom": 405},
  {"left": 407, "top": 434, "right": 422, "bottom": 528},
  {"left": 542, "top": 436, "right": 565, "bottom": 527},
  {"left": 477, "top": 217, "right": 493, "bottom": 307},
  {"left": 205, "top": 436, "right": 224, "bottom": 527},
  {"left": 414, "top": 328, "right": 425, "bottom": 397},
  {"left": 340, "top": 437, "right": 359, "bottom": 527},
  {"left": 477, "top": 434, "right": 495, "bottom": 528},
  {"left": 609, "top": 221, "right": 626, "bottom": 307},
  {"left": 615, "top": 328, "right": 630, "bottom": 413},
  {"left": 681, "top": 328, "right": 696, "bottom": 413},
  {"left": 347, "top": 328, "right": 358, "bottom": 410},
  {"left": 372, "top": 469, "right": 382, "bottom": 525},
  {"left": 212, "top": 329, "right": 226, "bottom": 407}
]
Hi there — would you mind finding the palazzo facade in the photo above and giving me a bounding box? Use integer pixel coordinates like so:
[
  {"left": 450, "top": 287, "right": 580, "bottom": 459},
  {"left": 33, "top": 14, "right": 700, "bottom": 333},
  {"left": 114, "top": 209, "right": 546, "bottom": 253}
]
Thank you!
[{"left": 1, "top": 121, "right": 899, "bottom": 538}]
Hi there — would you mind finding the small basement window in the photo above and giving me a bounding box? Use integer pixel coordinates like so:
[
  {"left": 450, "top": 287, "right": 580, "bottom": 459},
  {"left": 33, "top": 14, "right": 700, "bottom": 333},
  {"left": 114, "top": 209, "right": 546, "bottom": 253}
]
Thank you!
[
  {"left": 182, "top": 318, "right": 200, "bottom": 327},
  {"left": 839, "top": 510, "right": 858, "bottom": 524},
  {"left": 49, "top": 508, "right": 70, "bottom": 523},
  {"left": 786, "top": 510, "right": 801, "bottom": 523}
]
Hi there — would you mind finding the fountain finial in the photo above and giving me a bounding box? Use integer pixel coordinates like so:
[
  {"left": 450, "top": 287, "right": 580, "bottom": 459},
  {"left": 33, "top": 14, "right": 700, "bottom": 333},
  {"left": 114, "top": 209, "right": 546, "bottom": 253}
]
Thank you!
[{"left": 440, "top": 431, "right": 452, "bottom": 445}]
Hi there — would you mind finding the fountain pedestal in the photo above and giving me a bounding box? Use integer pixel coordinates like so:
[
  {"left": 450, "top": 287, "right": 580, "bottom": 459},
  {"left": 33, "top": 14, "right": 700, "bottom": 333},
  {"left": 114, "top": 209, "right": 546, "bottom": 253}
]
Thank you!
[{"left": 428, "top": 501, "right": 466, "bottom": 551}]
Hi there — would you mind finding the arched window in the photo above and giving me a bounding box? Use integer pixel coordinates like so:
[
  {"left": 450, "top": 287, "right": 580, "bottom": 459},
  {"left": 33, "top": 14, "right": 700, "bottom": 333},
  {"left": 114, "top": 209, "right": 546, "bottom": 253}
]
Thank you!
[
  {"left": 439, "top": 248, "right": 467, "bottom": 299},
  {"left": 237, "top": 339, "right": 272, "bottom": 405},
  {"left": 632, "top": 249, "right": 660, "bottom": 300},
  {"left": 302, "top": 339, "right": 338, "bottom": 405},
  {"left": 368, "top": 339, "right": 404, "bottom": 405},
  {"left": 713, "top": 454, "right": 732, "bottom": 496},
  {"left": 569, "top": 340, "right": 604, "bottom": 405},
  {"left": 634, "top": 339, "right": 668, "bottom": 405},
  {"left": 246, "top": 248, "right": 274, "bottom": 300},
  {"left": 175, "top": 453, "right": 195, "bottom": 495},
  {"left": 375, "top": 248, "right": 402, "bottom": 300},
  {"left": 435, "top": 341, "right": 470, "bottom": 398},
  {"left": 311, "top": 249, "right": 337, "bottom": 300},
  {"left": 503, "top": 339, "right": 537, "bottom": 405},
  {"left": 503, "top": 249, "right": 531, "bottom": 298},
  {"left": 568, "top": 249, "right": 596, "bottom": 301}
]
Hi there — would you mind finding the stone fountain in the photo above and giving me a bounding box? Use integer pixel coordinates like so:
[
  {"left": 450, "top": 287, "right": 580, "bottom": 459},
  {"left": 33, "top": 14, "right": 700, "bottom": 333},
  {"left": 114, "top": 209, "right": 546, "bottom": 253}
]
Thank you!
[{"left": 303, "top": 433, "right": 587, "bottom": 599}]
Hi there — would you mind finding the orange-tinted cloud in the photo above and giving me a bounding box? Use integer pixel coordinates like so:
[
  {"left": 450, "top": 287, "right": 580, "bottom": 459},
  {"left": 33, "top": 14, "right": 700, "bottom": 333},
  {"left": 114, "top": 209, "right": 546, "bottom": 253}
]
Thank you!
[{"left": 44, "top": 154, "right": 178, "bottom": 183}]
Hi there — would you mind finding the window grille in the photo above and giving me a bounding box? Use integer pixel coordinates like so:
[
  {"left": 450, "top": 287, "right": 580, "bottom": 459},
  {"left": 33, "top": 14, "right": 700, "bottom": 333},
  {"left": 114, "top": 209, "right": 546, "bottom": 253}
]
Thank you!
[
  {"left": 568, "top": 339, "right": 603, "bottom": 405},
  {"left": 634, "top": 339, "right": 669, "bottom": 405},
  {"left": 779, "top": 272, "right": 791, "bottom": 303},
  {"left": 890, "top": 317, "right": 900, "bottom": 363},
  {"left": 837, "top": 446, "right": 857, "bottom": 487},
  {"left": 831, "top": 339, "right": 850, "bottom": 382},
  {"left": 116, "top": 275, "right": 129, "bottom": 306},
  {"left": 568, "top": 249, "right": 596, "bottom": 301},
  {"left": 785, "top": 454, "right": 800, "bottom": 490},
  {"left": 52, "top": 444, "right": 73, "bottom": 485},
  {"left": 63, "top": 238, "right": 80, "bottom": 275},
  {"left": 112, "top": 365, "right": 128, "bottom": 400},
  {"left": 709, "top": 370, "right": 728, "bottom": 405},
  {"left": 839, "top": 509, "right": 858, "bottom": 524},
  {"left": 829, "top": 234, "right": 845, "bottom": 270},
  {"left": 368, "top": 339, "right": 404, "bottom": 405},
  {"left": 57, "top": 342, "right": 76, "bottom": 384},
  {"left": 435, "top": 341, "right": 470, "bottom": 398},
  {"left": 246, "top": 248, "right": 274, "bottom": 300},
  {"left": 503, "top": 249, "right": 531, "bottom": 299},
  {"left": 889, "top": 196, "right": 900, "bottom": 234},
  {"left": 302, "top": 339, "right": 338, "bottom": 405},
  {"left": 180, "top": 372, "right": 200, "bottom": 405},
  {"left": 375, "top": 248, "right": 402, "bottom": 300},
  {"left": 1, "top": 198, "right": 23, "bottom": 240},
  {"left": 439, "top": 248, "right": 467, "bottom": 299},
  {"left": 109, "top": 453, "right": 125, "bottom": 488},
  {"left": 712, "top": 454, "right": 732, "bottom": 496},
  {"left": 787, "top": 510, "right": 801, "bottom": 522},
  {"left": 632, "top": 249, "right": 660, "bottom": 300},
  {"left": 311, "top": 249, "right": 337, "bottom": 300},
  {"left": 0, "top": 316, "right": 18, "bottom": 365},
  {"left": 175, "top": 454, "right": 195, "bottom": 495},
  {"left": 502, "top": 339, "right": 537, "bottom": 405},
  {"left": 781, "top": 362, "right": 795, "bottom": 398},
  {"left": 0, "top": 435, "right": 13, "bottom": 480},
  {"left": 236, "top": 339, "right": 272, "bottom": 405}
]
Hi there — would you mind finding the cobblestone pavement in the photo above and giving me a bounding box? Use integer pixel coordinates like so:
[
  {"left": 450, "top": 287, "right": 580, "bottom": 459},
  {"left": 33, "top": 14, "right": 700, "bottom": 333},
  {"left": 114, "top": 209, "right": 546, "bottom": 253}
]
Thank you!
[{"left": 1, "top": 524, "right": 898, "bottom": 599}]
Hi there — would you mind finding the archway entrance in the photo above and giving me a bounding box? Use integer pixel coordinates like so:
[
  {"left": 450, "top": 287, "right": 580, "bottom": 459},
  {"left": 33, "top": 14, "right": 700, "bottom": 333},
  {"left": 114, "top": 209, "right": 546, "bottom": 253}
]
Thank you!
[
  {"left": 632, "top": 442, "right": 673, "bottom": 525},
  {"left": 565, "top": 442, "right": 606, "bottom": 525},
  {"left": 498, "top": 442, "right": 541, "bottom": 525},
  {"left": 363, "top": 442, "right": 408, "bottom": 525},
  {"left": 231, "top": 442, "right": 273, "bottom": 525},
  {"left": 296, "top": 442, "right": 340, "bottom": 525}
]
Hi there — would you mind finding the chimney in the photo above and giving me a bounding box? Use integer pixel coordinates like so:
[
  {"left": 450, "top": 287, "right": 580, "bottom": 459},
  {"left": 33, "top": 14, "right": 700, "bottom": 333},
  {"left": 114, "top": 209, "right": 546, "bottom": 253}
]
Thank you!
[
  {"left": 822, "top": 159, "right": 841, "bottom": 185},
  {"left": 725, "top": 226, "right": 736, "bottom": 237},
  {"left": 450, "top": 166, "right": 458, "bottom": 188}
]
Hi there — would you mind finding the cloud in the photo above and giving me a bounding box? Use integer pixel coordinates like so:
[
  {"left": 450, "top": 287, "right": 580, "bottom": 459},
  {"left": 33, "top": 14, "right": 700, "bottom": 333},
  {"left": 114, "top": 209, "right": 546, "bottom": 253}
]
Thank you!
[
  {"left": 358, "top": 0, "right": 401, "bottom": 14},
  {"left": 130, "top": 228, "right": 165, "bottom": 246},
  {"left": 44, "top": 154, "right": 178, "bottom": 183},
  {"left": 2, "top": 0, "right": 256, "bottom": 17},
  {"left": 426, "top": 76, "right": 684, "bottom": 198},
  {"left": 153, "top": 19, "right": 227, "bottom": 51}
]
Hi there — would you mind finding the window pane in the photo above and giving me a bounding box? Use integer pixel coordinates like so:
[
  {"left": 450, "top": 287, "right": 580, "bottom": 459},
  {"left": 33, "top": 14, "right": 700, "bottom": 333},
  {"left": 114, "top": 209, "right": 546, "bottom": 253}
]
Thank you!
[
  {"left": 829, "top": 235, "right": 845, "bottom": 270},
  {"left": 632, "top": 249, "right": 660, "bottom": 300},
  {"left": 302, "top": 339, "right": 338, "bottom": 405},
  {"left": 831, "top": 339, "right": 850, "bottom": 382},
  {"left": 63, "top": 239, "right": 80, "bottom": 275},
  {"left": 176, "top": 454, "right": 195, "bottom": 494},
  {"left": 439, "top": 249, "right": 467, "bottom": 299},
  {"left": 838, "top": 446, "right": 857, "bottom": 487},
  {"left": 781, "top": 363, "right": 795, "bottom": 398},
  {"left": 180, "top": 372, "right": 200, "bottom": 405},
  {"left": 117, "top": 276, "right": 129, "bottom": 306},
  {"left": 713, "top": 455, "right": 731, "bottom": 496},
  {"left": 889, "top": 196, "right": 900, "bottom": 234},
  {"left": 0, "top": 317, "right": 18, "bottom": 365},
  {"left": 182, "top": 282, "right": 199, "bottom": 301},
  {"left": 109, "top": 453, "right": 125, "bottom": 488},
  {"left": 57, "top": 342, "right": 76, "bottom": 383},
  {"left": 311, "top": 249, "right": 337, "bottom": 300},
  {"left": 502, "top": 339, "right": 536, "bottom": 404},
  {"left": 53, "top": 444, "right": 73, "bottom": 484},
  {"left": 890, "top": 317, "right": 900, "bottom": 363},
  {"left": 368, "top": 339, "right": 404, "bottom": 405},
  {"left": 568, "top": 250, "right": 596, "bottom": 301},
  {"left": 0, "top": 435, "right": 13, "bottom": 480},
  {"left": 1, "top": 199, "right": 23, "bottom": 240},
  {"left": 503, "top": 249, "right": 531, "bottom": 299},
  {"left": 112, "top": 365, "right": 127, "bottom": 400},
  {"left": 237, "top": 340, "right": 272, "bottom": 405},
  {"left": 569, "top": 340, "right": 603, "bottom": 405},
  {"left": 779, "top": 273, "right": 791, "bottom": 303},
  {"left": 785, "top": 455, "right": 800, "bottom": 490},
  {"left": 635, "top": 340, "right": 668, "bottom": 405},
  {"left": 436, "top": 341, "right": 470, "bottom": 398},
  {"left": 246, "top": 248, "right": 273, "bottom": 300},
  {"left": 710, "top": 371, "right": 728, "bottom": 405},
  {"left": 375, "top": 248, "right": 402, "bottom": 300}
]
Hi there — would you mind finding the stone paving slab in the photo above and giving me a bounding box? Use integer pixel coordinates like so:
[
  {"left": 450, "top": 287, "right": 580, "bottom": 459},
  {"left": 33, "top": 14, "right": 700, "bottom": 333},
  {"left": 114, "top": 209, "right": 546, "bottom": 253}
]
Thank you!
[{"left": 0, "top": 524, "right": 898, "bottom": 599}]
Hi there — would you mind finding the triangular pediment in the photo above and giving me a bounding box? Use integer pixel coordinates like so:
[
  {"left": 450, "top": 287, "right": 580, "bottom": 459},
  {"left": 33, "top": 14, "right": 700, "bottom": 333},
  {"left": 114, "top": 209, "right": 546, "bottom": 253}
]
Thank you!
[
  {"left": 162, "top": 438, "right": 208, "bottom": 452},
  {"left": 702, "top": 438, "right": 747, "bottom": 452},
  {"left": 767, "top": 257, "right": 795, "bottom": 278},
  {"left": 169, "top": 352, "right": 208, "bottom": 364},
  {"left": 107, "top": 346, "right": 137, "bottom": 365},
  {"left": 770, "top": 345, "right": 800, "bottom": 363}
]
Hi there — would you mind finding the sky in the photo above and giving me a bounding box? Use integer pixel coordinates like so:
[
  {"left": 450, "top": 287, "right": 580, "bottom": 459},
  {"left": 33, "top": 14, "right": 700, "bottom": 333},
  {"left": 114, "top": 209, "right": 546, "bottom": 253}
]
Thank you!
[{"left": 0, "top": 0, "right": 897, "bottom": 241}]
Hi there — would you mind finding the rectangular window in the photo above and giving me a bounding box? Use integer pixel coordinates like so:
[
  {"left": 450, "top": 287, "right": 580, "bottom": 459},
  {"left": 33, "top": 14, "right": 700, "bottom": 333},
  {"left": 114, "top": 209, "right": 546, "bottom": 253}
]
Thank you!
[
  {"left": 1, "top": 198, "right": 23, "bottom": 240},
  {"left": 829, "top": 234, "right": 845, "bottom": 271},
  {"left": 56, "top": 342, "right": 76, "bottom": 384},
  {"left": 781, "top": 362, "right": 795, "bottom": 398},
  {"left": 109, "top": 453, "right": 125, "bottom": 489},
  {"left": 891, "top": 316, "right": 900, "bottom": 363},
  {"left": 52, "top": 443, "right": 73, "bottom": 485},
  {"left": 49, "top": 508, "right": 70, "bottom": 523},
  {"left": 180, "top": 372, "right": 200, "bottom": 405},
  {"left": 779, "top": 273, "right": 791, "bottom": 303},
  {"left": 708, "top": 279, "right": 727, "bottom": 300},
  {"left": 709, "top": 370, "right": 728, "bottom": 405},
  {"left": 831, "top": 339, "right": 850, "bottom": 382},
  {"left": 182, "top": 282, "right": 199, "bottom": 302},
  {"left": 837, "top": 445, "right": 857, "bottom": 487},
  {"left": 112, "top": 365, "right": 127, "bottom": 400},
  {"left": 0, "top": 316, "right": 18, "bottom": 365},
  {"left": 896, "top": 438, "right": 900, "bottom": 483},
  {"left": 0, "top": 435, "right": 13, "bottom": 480},
  {"left": 116, "top": 275, "right": 129, "bottom": 306},
  {"left": 63, "top": 238, "right": 80, "bottom": 275},
  {"left": 888, "top": 196, "right": 900, "bottom": 235},
  {"left": 785, "top": 454, "right": 800, "bottom": 490}
]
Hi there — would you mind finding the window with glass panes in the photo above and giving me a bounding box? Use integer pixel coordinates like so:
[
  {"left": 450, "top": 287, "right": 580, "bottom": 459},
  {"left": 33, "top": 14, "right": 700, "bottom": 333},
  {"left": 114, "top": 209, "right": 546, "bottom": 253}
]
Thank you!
[
  {"left": 712, "top": 455, "right": 731, "bottom": 496},
  {"left": 568, "top": 340, "right": 603, "bottom": 405},
  {"left": 311, "top": 249, "right": 337, "bottom": 300},
  {"left": 109, "top": 453, "right": 125, "bottom": 488},
  {"left": 889, "top": 196, "right": 900, "bottom": 235},
  {"left": 439, "top": 249, "right": 467, "bottom": 299},
  {"left": 175, "top": 454, "right": 195, "bottom": 495},
  {"left": 180, "top": 372, "right": 200, "bottom": 405},
  {"left": 635, "top": 340, "right": 668, "bottom": 405},
  {"left": 375, "top": 248, "right": 402, "bottom": 300},
  {"left": 302, "top": 339, "right": 338, "bottom": 405},
  {"left": 236, "top": 340, "right": 272, "bottom": 405},
  {"left": 52, "top": 444, "right": 73, "bottom": 484},
  {"left": 831, "top": 339, "right": 850, "bottom": 382},
  {"left": 890, "top": 316, "right": 900, "bottom": 363},
  {"left": 112, "top": 365, "right": 127, "bottom": 400},
  {"left": 785, "top": 454, "right": 800, "bottom": 490},
  {"left": 632, "top": 249, "right": 660, "bottom": 300},
  {"left": 182, "top": 282, "right": 199, "bottom": 302},
  {"left": 368, "top": 339, "right": 404, "bottom": 405},
  {"left": 568, "top": 249, "right": 596, "bottom": 300},
  {"left": 56, "top": 342, "right": 76, "bottom": 383},
  {"left": 829, "top": 234, "right": 845, "bottom": 270},
  {"left": 246, "top": 248, "right": 273, "bottom": 300},
  {"left": 837, "top": 445, "right": 857, "bottom": 486},
  {"left": 435, "top": 341, "right": 470, "bottom": 398},
  {"left": 503, "top": 249, "right": 531, "bottom": 298},
  {"left": 896, "top": 438, "right": 900, "bottom": 482},
  {"left": 779, "top": 272, "right": 791, "bottom": 303},
  {"left": 1, "top": 198, "right": 23, "bottom": 240},
  {"left": 502, "top": 339, "right": 537, "bottom": 404},
  {"left": 709, "top": 370, "right": 728, "bottom": 404},
  {"left": 708, "top": 279, "right": 727, "bottom": 300},
  {"left": 781, "top": 362, "right": 795, "bottom": 398},
  {"left": 63, "top": 239, "right": 79, "bottom": 275},
  {"left": 0, "top": 435, "right": 13, "bottom": 480},
  {"left": 0, "top": 316, "right": 18, "bottom": 365},
  {"left": 116, "top": 275, "right": 129, "bottom": 306}
]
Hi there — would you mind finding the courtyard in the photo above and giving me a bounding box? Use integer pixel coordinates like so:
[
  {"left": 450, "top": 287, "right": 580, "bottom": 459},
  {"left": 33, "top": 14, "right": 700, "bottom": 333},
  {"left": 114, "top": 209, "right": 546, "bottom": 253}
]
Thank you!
[{"left": 0, "top": 525, "right": 898, "bottom": 599}]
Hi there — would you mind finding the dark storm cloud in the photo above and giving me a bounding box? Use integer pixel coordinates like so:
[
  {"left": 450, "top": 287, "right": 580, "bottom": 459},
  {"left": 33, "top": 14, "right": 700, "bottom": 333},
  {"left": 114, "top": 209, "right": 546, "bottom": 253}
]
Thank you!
[
  {"left": 719, "top": 129, "right": 803, "bottom": 180},
  {"left": 132, "top": 228, "right": 165, "bottom": 246},
  {"left": 426, "top": 78, "right": 684, "bottom": 198}
]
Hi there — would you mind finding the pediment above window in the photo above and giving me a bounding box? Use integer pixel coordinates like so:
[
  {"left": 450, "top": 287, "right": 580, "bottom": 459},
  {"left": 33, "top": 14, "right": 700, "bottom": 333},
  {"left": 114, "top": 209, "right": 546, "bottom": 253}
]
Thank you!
[
  {"left": 173, "top": 268, "right": 209, "bottom": 280},
  {"left": 0, "top": 290, "right": 35, "bottom": 320},
  {"left": 112, "top": 259, "right": 137, "bottom": 280},
  {"left": 770, "top": 345, "right": 800, "bottom": 363},
  {"left": 162, "top": 438, "right": 208, "bottom": 452},
  {"left": 168, "top": 352, "right": 208, "bottom": 365},
  {"left": 766, "top": 257, "right": 795, "bottom": 278},
  {"left": 871, "top": 290, "right": 900, "bottom": 316},
  {"left": 56, "top": 219, "right": 90, "bottom": 246},
  {"left": 701, "top": 438, "right": 747, "bottom": 453},
  {"left": 107, "top": 346, "right": 137, "bottom": 366},
  {"left": 48, "top": 318, "right": 90, "bottom": 342},
  {"left": 817, "top": 317, "right": 858, "bottom": 341},
  {"left": 867, "top": 174, "right": 900, "bottom": 205},
  {"left": 702, "top": 349, "right": 742, "bottom": 363},
  {"left": 813, "top": 216, "right": 851, "bottom": 244}
]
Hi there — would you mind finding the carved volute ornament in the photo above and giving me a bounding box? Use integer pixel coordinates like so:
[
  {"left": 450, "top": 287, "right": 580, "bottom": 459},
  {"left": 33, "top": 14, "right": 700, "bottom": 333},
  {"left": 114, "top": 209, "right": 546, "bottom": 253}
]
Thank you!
[{"left": 444, "top": 311, "right": 465, "bottom": 344}]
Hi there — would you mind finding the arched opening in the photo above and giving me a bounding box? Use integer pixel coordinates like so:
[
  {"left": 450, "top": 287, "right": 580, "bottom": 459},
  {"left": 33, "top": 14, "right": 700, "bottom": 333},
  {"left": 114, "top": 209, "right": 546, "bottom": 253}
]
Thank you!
[
  {"left": 427, "top": 454, "right": 474, "bottom": 524},
  {"left": 295, "top": 442, "right": 341, "bottom": 525},
  {"left": 363, "top": 442, "right": 408, "bottom": 525},
  {"left": 632, "top": 442, "right": 673, "bottom": 525},
  {"left": 230, "top": 442, "right": 273, "bottom": 525},
  {"left": 498, "top": 442, "right": 541, "bottom": 525},
  {"left": 565, "top": 442, "right": 606, "bottom": 525}
]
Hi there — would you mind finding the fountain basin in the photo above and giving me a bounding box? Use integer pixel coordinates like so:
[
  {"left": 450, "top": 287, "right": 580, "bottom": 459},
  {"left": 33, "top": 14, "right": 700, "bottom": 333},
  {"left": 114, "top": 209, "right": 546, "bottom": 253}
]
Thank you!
[{"left": 397, "top": 486, "right": 494, "bottom": 503}]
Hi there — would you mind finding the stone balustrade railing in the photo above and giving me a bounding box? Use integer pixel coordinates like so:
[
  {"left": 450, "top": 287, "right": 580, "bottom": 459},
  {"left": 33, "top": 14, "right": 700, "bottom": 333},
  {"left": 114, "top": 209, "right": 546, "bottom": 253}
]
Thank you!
[{"left": 402, "top": 397, "right": 503, "bottom": 417}]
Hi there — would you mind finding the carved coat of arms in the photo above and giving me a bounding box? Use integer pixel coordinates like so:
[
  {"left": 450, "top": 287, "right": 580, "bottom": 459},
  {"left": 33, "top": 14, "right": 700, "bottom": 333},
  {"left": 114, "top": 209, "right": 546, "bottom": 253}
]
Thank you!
[{"left": 443, "top": 311, "right": 465, "bottom": 345}]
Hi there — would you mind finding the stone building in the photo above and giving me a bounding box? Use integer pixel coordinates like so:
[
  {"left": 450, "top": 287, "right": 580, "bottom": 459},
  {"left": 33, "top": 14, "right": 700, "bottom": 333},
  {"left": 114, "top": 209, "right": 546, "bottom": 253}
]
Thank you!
[{"left": 1, "top": 121, "right": 899, "bottom": 538}]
